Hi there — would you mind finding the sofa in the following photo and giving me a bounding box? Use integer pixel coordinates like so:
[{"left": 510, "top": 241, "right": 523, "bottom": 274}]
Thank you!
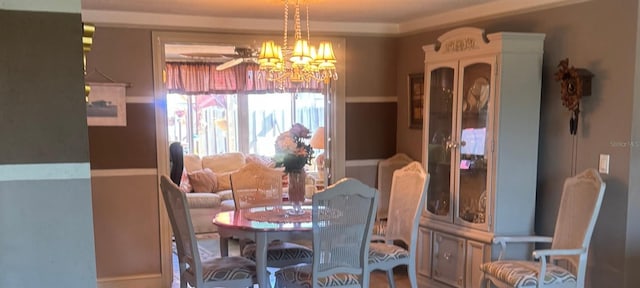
[{"left": 180, "top": 152, "right": 276, "bottom": 234}]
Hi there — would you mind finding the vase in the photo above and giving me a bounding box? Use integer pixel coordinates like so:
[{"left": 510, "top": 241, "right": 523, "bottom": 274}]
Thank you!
[{"left": 287, "top": 170, "right": 306, "bottom": 215}]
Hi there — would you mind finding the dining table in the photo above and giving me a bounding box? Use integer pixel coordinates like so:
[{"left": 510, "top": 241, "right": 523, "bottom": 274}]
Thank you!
[{"left": 213, "top": 205, "right": 313, "bottom": 288}]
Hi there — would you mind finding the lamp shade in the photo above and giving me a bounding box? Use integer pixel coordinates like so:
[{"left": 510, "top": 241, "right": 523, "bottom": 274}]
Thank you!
[{"left": 310, "top": 127, "right": 325, "bottom": 149}]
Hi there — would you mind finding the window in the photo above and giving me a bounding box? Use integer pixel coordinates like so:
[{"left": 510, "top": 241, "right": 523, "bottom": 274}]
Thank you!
[{"left": 167, "top": 92, "right": 324, "bottom": 159}]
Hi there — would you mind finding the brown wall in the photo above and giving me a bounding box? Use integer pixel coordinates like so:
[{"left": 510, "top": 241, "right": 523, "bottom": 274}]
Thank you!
[
  {"left": 0, "top": 10, "right": 90, "bottom": 164},
  {"left": 0, "top": 8, "right": 97, "bottom": 287},
  {"left": 86, "top": 27, "right": 399, "bottom": 279},
  {"left": 344, "top": 36, "right": 398, "bottom": 160},
  {"left": 87, "top": 28, "right": 156, "bottom": 169},
  {"left": 87, "top": 2, "right": 640, "bottom": 284},
  {"left": 346, "top": 103, "right": 396, "bottom": 160},
  {"left": 395, "top": 0, "right": 638, "bottom": 286},
  {"left": 85, "top": 27, "right": 161, "bottom": 279},
  {"left": 343, "top": 36, "right": 398, "bottom": 187},
  {"left": 345, "top": 37, "right": 397, "bottom": 97}
]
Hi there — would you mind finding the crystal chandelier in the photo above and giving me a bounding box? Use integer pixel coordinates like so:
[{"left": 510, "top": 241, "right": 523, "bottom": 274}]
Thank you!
[{"left": 258, "top": 0, "right": 338, "bottom": 88}]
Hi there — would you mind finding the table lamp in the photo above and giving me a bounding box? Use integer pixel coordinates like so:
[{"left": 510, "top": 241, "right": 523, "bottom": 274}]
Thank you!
[{"left": 310, "top": 127, "right": 325, "bottom": 181}]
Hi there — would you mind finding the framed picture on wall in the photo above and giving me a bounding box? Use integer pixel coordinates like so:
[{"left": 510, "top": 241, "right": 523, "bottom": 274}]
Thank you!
[
  {"left": 86, "top": 82, "right": 127, "bottom": 126},
  {"left": 409, "top": 73, "right": 424, "bottom": 129}
]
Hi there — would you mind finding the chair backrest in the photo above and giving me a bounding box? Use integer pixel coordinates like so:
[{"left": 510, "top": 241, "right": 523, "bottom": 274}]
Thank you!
[
  {"left": 159, "top": 175, "right": 202, "bottom": 286},
  {"left": 311, "top": 178, "right": 379, "bottom": 287},
  {"left": 377, "top": 153, "right": 413, "bottom": 219},
  {"left": 550, "top": 168, "right": 606, "bottom": 284},
  {"left": 385, "top": 162, "right": 429, "bottom": 255},
  {"left": 230, "top": 162, "right": 284, "bottom": 210},
  {"left": 169, "top": 142, "right": 184, "bottom": 185}
]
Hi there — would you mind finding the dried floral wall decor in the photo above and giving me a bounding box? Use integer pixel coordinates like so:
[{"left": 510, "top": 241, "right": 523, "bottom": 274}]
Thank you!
[{"left": 554, "top": 58, "right": 593, "bottom": 135}]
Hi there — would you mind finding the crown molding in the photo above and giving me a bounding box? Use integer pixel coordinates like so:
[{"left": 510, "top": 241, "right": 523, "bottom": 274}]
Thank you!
[
  {"left": 82, "top": 0, "right": 589, "bottom": 35},
  {"left": 81, "top": 9, "right": 399, "bottom": 35},
  {"left": 398, "top": 0, "right": 591, "bottom": 34}
]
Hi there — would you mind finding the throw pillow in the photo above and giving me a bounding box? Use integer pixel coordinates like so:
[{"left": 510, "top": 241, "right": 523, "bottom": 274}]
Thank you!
[
  {"left": 214, "top": 171, "right": 233, "bottom": 192},
  {"left": 179, "top": 167, "right": 193, "bottom": 193},
  {"left": 188, "top": 168, "right": 218, "bottom": 192}
]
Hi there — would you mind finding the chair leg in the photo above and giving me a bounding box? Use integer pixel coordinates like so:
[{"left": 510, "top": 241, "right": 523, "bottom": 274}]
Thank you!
[
  {"left": 386, "top": 270, "right": 396, "bottom": 288},
  {"left": 362, "top": 274, "right": 370, "bottom": 288},
  {"left": 408, "top": 265, "right": 418, "bottom": 288},
  {"left": 479, "top": 274, "right": 488, "bottom": 288}
]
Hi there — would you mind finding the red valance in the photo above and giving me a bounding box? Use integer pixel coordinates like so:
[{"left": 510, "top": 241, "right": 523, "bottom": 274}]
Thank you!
[{"left": 165, "top": 62, "right": 323, "bottom": 94}]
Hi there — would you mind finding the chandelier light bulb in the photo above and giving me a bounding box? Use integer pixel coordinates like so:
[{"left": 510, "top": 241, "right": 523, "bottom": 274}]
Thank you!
[{"left": 257, "top": 0, "right": 338, "bottom": 87}]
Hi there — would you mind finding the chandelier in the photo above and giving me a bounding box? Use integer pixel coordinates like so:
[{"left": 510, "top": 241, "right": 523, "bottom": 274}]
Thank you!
[{"left": 258, "top": 0, "right": 338, "bottom": 88}]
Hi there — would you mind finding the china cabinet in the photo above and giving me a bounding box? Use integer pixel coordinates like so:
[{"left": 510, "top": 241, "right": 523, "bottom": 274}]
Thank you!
[{"left": 418, "top": 27, "right": 545, "bottom": 288}]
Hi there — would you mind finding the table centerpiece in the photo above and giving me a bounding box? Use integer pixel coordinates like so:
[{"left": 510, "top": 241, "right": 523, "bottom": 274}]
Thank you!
[{"left": 274, "top": 123, "right": 314, "bottom": 215}]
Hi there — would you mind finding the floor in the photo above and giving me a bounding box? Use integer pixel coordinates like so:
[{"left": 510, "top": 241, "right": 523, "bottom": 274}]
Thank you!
[{"left": 172, "top": 233, "right": 411, "bottom": 287}]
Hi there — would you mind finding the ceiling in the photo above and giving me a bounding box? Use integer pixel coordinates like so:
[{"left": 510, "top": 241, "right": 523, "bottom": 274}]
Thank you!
[
  {"left": 81, "top": 0, "right": 587, "bottom": 35},
  {"left": 81, "top": 0, "right": 495, "bottom": 24},
  {"left": 82, "top": 0, "right": 586, "bottom": 61}
]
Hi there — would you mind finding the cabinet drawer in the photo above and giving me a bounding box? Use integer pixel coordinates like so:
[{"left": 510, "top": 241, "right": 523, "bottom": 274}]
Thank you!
[
  {"left": 432, "top": 232, "right": 465, "bottom": 288},
  {"left": 417, "top": 227, "right": 433, "bottom": 278}
]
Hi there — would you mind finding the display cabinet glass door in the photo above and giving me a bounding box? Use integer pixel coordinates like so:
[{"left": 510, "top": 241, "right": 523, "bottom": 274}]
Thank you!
[
  {"left": 425, "top": 65, "right": 455, "bottom": 221},
  {"left": 455, "top": 59, "right": 493, "bottom": 228}
]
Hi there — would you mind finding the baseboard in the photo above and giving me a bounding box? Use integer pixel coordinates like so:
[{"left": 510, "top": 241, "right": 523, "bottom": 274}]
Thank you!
[{"left": 97, "top": 274, "right": 164, "bottom": 288}]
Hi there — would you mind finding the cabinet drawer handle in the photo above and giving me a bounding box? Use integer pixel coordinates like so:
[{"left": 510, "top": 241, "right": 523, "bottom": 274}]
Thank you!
[{"left": 443, "top": 252, "right": 451, "bottom": 260}]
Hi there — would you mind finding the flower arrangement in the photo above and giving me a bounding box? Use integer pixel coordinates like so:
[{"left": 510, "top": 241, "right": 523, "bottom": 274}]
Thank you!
[{"left": 274, "top": 123, "right": 314, "bottom": 172}]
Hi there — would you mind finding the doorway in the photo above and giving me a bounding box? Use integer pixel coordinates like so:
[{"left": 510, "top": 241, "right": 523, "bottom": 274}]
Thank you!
[{"left": 151, "top": 30, "right": 346, "bottom": 285}]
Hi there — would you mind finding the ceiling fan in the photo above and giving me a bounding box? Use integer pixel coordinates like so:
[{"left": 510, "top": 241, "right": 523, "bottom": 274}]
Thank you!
[{"left": 215, "top": 47, "right": 259, "bottom": 71}]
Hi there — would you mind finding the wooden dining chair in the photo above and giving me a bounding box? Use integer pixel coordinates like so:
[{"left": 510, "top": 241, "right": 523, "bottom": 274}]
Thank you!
[
  {"left": 480, "top": 168, "right": 606, "bottom": 288},
  {"left": 230, "top": 162, "right": 313, "bottom": 268},
  {"left": 159, "top": 176, "right": 257, "bottom": 288},
  {"left": 275, "top": 178, "right": 379, "bottom": 288},
  {"left": 368, "top": 161, "right": 429, "bottom": 288}
]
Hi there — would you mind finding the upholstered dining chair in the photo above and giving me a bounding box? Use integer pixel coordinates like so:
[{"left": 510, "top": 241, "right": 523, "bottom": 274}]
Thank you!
[
  {"left": 159, "top": 176, "right": 257, "bottom": 288},
  {"left": 480, "top": 168, "right": 606, "bottom": 288},
  {"left": 368, "top": 161, "right": 429, "bottom": 288},
  {"left": 275, "top": 178, "right": 379, "bottom": 288},
  {"left": 230, "top": 162, "right": 314, "bottom": 268},
  {"left": 230, "top": 162, "right": 285, "bottom": 210}
]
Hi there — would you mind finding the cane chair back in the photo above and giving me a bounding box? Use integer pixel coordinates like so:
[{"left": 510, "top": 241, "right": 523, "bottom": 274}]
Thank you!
[
  {"left": 160, "top": 176, "right": 256, "bottom": 288},
  {"left": 275, "top": 178, "right": 379, "bottom": 288},
  {"left": 376, "top": 153, "right": 413, "bottom": 220},
  {"left": 230, "top": 162, "right": 284, "bottom": 210},
  {"left": 549, "top": 168, "right": 606, "bottom": 285},
  {"left": 480, "top": 168, "right": 606, "bottom": 288},
  {"left": 369, "top": 161, "right": 429, "bottom": 288},
  {"left": 230, "top": 163, "right": 313, "bottom": 268}
]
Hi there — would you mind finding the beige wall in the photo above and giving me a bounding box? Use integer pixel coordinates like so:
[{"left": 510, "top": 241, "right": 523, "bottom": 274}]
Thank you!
[
  {"left": 85, "top": 27, "right": 162, "bottom": 281},
  {"left": 395, "top": 0, "right": 639, "bottom": 286},
  {"left": 88, "top": 1, "right": 640, "bottom": 285},
  {"left": 343, "top": 36, "right": 398, "bottom": 187},
  {"left": 87, "top": 27, "right": 399, "bottom": 281}
]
